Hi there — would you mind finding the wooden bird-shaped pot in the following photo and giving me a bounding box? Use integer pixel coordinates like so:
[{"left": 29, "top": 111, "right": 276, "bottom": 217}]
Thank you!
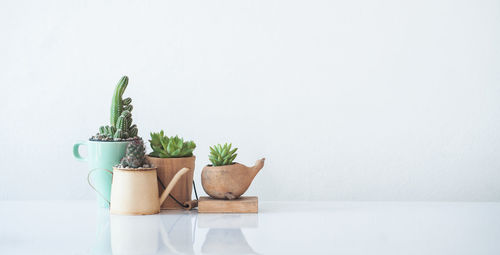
[{"left": 201, "top": 158, "right": 265, "bottom": 200}]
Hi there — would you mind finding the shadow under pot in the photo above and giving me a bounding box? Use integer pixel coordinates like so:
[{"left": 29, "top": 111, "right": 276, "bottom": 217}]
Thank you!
[{"left": 146, "top": 156, "right": 195, "bottom": 209}]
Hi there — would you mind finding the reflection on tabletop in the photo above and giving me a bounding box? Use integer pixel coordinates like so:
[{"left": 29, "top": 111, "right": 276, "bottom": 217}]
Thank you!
[
  {"left": 199, "top": 214, "right": 259, "bottom": 255},
  {"left": 91, "top": 210, "right": 259, "bottom": 255},
  {"left": 3, "top": 201, "right": 497, "bottom": 254},
  {"left": 92, "top": 210, "right": 196, "bottom": 255}
]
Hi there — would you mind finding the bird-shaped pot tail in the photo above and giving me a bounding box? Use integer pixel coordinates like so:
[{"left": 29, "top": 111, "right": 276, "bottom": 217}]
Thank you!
[{"left": 249, "top": 158, "right": 265, "bottom": 180}]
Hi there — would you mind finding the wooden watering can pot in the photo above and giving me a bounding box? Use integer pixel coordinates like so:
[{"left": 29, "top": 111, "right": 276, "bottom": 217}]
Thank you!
[{"left": 89, "top": 167, "right": 190, "bottom": 215}]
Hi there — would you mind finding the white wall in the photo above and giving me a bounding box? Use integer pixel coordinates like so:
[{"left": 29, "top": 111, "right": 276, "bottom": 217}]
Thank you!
[{"left": 1, "top": 0, "right": 499, "bottom": 201}]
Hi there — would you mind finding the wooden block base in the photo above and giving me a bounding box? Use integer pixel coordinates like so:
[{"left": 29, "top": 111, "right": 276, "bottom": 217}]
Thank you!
[{"left": 198, "top": 196, "right": 258, "bottom": 213}]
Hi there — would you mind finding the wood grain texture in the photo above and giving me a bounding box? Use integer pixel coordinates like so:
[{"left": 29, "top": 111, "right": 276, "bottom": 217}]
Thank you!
[
  {"left": 198, "top": 196, "right": 258, "bottom": 213},
  {"left": 146, "top": 156, "right": 195, "bottom": 209}
]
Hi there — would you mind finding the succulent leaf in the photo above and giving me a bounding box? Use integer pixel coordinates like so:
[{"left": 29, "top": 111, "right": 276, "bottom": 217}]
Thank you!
[{"left": 160, "top": 136, "right": 169, "bottom": 151}]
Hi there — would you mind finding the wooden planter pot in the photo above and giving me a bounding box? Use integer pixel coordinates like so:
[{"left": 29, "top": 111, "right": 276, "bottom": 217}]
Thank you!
[
  {"left": 146, "top": 156, "right": 195, "bottom": 209},
  {"left": 201, "top": 158, "right": 265, "bottom": 200}
]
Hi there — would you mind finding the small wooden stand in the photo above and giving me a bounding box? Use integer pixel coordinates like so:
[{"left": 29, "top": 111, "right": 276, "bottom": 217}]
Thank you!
[{"left": 198, "top": 196, "right": 258, "bottom": 213}]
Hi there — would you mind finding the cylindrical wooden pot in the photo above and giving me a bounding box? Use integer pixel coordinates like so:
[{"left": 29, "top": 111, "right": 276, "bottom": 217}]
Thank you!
[{"left": 146, "top": 156, "right": 195, "bottom": 209}]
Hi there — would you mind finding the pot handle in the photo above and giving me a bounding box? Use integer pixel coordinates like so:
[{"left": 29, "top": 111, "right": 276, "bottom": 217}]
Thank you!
[
  {"left": 88, "top": 168, "right": 113, "bottom": 205},
  {"left": 159, "top": 168, "right": 190, "bottom": 206},
  {"left": 73, "top": 141, "right": 88, "bottom": 162}
]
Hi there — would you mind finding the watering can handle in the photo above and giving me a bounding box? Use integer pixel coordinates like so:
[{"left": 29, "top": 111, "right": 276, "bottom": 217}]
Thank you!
[
  {"left": 159, "top": 167, "right": 190, "bottom": 206},
  {"left": 87, "top": 168, "right": 113, "bottom": 204}
]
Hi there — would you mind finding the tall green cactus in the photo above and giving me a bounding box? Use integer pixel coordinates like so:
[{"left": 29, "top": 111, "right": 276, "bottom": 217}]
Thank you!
[
  {"left": 95, "top": 76, "right": 138, "bottom": 140},
  {"left": 111, "top": 76, "right": 128, "bottom": 128}
]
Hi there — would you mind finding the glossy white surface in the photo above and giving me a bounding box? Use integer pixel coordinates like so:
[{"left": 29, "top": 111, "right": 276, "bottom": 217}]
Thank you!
[{"left": 1, "top": 201, "right": 499, "bottom": 254}]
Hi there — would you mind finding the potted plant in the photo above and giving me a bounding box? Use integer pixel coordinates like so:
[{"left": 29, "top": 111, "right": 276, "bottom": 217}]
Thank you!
[
  {"left": 108, "top": 138, "right": 189, "bottom": 215},
  {"left": 146, "top": 130, "right": 197, "bottom": 209},
  {"left": 73, "top": 76, "right": 140, "bottom": 208},
  {"left": 201, "top": 143, "right": 265, "bottom": 200}
]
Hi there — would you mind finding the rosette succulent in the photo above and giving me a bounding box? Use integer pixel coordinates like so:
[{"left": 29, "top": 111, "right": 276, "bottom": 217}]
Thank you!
[
  {"left": 209, "top": 143, "right": 238, "bottom": 166},
  {"left": 149, "top": 130, "right": 196, "bottom": 158}
]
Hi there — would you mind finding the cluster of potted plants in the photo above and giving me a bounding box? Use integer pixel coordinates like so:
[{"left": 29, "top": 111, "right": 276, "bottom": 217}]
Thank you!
[
  {"left": 108, "top": 138, "right": 190, "bottom": 215},
  {"left": 73, "top": 76, "right": 264, "bottom": 213}
]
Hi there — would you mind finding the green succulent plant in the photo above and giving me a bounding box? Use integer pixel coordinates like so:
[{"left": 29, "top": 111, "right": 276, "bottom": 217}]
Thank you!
[
  {"left": 209, "top": 143, "right": 238, "bottom": 166},
  {"left": 96, "top": 76, "right": 138, "bottom": 140},
  {"left": 120, "top": 138, "right": 146, "bottom": 168},
  {"left": 149, "top": 130, "right": 196, "bottom": 158}
]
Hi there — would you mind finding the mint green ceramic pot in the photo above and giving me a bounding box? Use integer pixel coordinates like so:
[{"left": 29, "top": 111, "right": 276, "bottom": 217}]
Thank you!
[{"left": 73, "top": 140, "right": 130, "bottom": 208}]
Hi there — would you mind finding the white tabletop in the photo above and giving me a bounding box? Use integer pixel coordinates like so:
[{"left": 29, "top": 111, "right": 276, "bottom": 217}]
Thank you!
[{"left": 1, "top": 201, "right": 499, "bottom": 254}]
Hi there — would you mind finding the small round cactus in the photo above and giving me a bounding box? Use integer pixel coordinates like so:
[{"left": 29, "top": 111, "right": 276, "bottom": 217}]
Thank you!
[{"left": 120, "top": 138, "right": 147, "bottom": 168}]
